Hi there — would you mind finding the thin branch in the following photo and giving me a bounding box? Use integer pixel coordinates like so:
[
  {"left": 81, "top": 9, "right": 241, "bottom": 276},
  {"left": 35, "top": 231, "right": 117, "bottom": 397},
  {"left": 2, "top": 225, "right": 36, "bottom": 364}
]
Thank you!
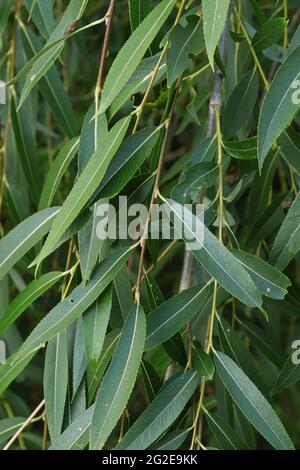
[
  {"left": 4, "top": 399, "right": 45, "bottom": 450},
  {"left": 132, "top": 0, "right": 187, "bottom": 133},
  {"left": 94, "top": 0, "right": 116, "bottom": 147},
  {"left": 180, "top": 2, "right": 232, "bottom": 299},
  {"left": 95, "top": 0, "right": 116, "bottom": 96},
  {"left": 135, "top": 81, "right": 182, "bottom": 303},
  {"left": 188, "top": 3, "right": 233, "bottom": 450}
]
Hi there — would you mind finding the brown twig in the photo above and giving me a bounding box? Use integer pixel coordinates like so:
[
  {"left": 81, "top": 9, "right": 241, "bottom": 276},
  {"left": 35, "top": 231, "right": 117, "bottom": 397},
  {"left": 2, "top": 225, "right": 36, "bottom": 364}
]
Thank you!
[
  {"left": 95, "top": 0, "right": 116, "bottom": 97},
  {"left": 134, "top": 80, "right": 182, "bottom": 303},
  {"left": 4, "top": 399, "right": 45, "bottom": 450},
  {"left": 94, "top": 0, "right": 116, "bottom": 147}
]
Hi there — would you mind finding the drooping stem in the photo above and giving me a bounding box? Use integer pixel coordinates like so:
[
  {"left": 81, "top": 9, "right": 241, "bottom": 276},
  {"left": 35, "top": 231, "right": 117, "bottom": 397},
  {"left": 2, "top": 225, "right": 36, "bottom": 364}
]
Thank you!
[
  {"left": 94, "top": 0, "right": 116, "bottom": 148},
  {"left": 283, "top": 0, "right": 288, "bottom": 49},
  {"left": 135, "top": 81, "right": 182, "bottom": 303},
  {"left": 132, "top": 0, "right": 187, "bottom": 133},
  {"left": 3, "top": 399, "right": 46, "bottom": 451},
  {"left": 188, "top": 3, "right": 232, "bottom": 450}
]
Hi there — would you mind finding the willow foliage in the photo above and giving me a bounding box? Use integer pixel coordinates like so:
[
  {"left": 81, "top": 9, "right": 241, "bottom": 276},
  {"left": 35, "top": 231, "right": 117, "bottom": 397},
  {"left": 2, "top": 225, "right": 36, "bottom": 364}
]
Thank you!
[{"left": 0, "top": 0, "right": 300, "bottom": 452}]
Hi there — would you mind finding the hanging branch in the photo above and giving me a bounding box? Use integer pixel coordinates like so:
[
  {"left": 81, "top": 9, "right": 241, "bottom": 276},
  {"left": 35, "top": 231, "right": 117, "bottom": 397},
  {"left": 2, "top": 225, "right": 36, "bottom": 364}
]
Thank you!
[{"left": 94, "top": 0, "right": 116, "bottom": 147}]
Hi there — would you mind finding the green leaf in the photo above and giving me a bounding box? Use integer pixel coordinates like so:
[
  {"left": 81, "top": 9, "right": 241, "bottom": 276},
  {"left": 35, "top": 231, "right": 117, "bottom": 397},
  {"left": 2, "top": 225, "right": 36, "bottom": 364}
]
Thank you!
[
  {"left": 34, "top": 116, "right": 131, "bottom": 267},
  {"left": 279, "top": 127, "right": 300, "bottom": 174},
  {"left": 240, "top": 320, "right": 287, "bottom": 369},
  {"left": 24, "top": 0, "right": 55, "bottom": 40},
  {"left": 248, "top": 150, "right": 279, "bottom": 219},
  {"left": 77, "top": 105, "right": 108, "bottom": 283},
  {"left": 190, "top": 136, "right": 217, "bottom": 164},
  {"left": 202, "top": 0, "right": 230, "bottom": 69},
  {"left": 83, "top": 286, "right": 112, "bottom": 371},
  {"left": 0, "top": 271, "right": 65, "bottom": 334},
  {"left": 145, "top": 283, "right": 210, "bottom": 350},
  {"left": 214, "top": 350, "right": 294, "bottom": 450},
  {"left": 0, "top": 417, "right": 26, "bottom": 446},
  {"left": 10, "top": 93, "right": 42, "bottom": 206},
  {"left": 140, "top": 359, "right": 162, "bottom": 404},
  {"left": 163, "top": 198, "right": 262, "bottom": 308},
  {"left": 19, "top": 0, "right": 89, "bottom": 107},
  {"left": 109, "top": 54, "right": 166, "bottom": 119},
  {"left": 192, "top": 342, "right": 215, "bottom": 380},
  {"left": 167, "top": 15, "right": 204, "bottom": 86},
  {"left": 49, "top": 406, "right": 94, "bottom": 450},
  {"left": 78, "top": 103, "right": 108, "bottom": 174},
  {"left": 44, "top": 331, "right": 68, "bottom": 442},
  {"left": 0, "top": 349, "right": 38, "bottom": 395},
  {"left": 231, "top": 249, "right": 291, "bottom": 300},
  {"left": 0, "top": 207, "right": 59, "bottom": 282},
  {"left": 252, "top": 18, "right": 287, "bottom": 52},
  {"left": 269, "top": 192, "right": 300, "bottom": 270},
  {"left": 217, "top": 316, "right": 269, "bottom": 397},
  {"left": 272, "top": 352, "right": 300, "bottom": 394},
  {"left": 223, "top": 137, "right": 257, "bottom": 160},
  {"left": 258, "top": 45, "right": 300, "bottom": 167},
  {"left": 204, "top": 409, "right": 249, "bottom": 450},
  {"left": 96, "top": 126, "right": 161, "bottom": 200},
  {"left": 100, "top": 0, "right": 176, "bottom": 113},
  {"left": 13, "top": 246, "right": 132, "bottom": 361},
  {"left": 87, "top": 330, "right": 121, "bottom": 404},
  {"left": 20, "top": 26, "right": 78, "bottom": 138},
  {"left": 78, "top": 199, "right": 107, "bottom": 284},
  {"left": 90, "top": 303, "right": 146, "bottom": 450},
  {"left": 172, "top": 162, "right": 218, "bottom": 203},
  {"left": 163, "top": 333, "right": 187, "bottom": 368},
  {"left": 129, "top": 0, "right": 151, "bottom": 31},
  {"left": 39, "top": 138, "right": 79, "bottom": 210},
  {"left": 116, "top": 370, "right": 199, "bottom": 450},
  {"left": 151, "top": 428, "right": 190, "bottom": 450},
  {"left": 223, "top": 69, "right": 258, "bottom": 139},
  {"left": 72, "top": 318, "right": 87, "bottom": 397}
]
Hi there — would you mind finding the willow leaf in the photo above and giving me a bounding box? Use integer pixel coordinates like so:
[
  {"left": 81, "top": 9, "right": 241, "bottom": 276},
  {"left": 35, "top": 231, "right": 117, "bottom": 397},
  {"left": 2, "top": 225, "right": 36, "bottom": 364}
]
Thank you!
[
  {"left": 0, "top": 349, "right": 38, "bottom": 395},
  {"left": 145, "top": 283, "right": 210, "bottom": 350},
  {"left": 202, "top": 0, "right": 230, "bottom": 69},
  {"left": 83, "top": 286, "right": 112, "bottom": 371},
  {"left": 44, "top": 331, "right": 68, "bottom": 442},
  {"left": 129, "top": 0, "right": 151, "bottom": 31},
  {"left": 100, "top": 0, "right": 176, "bottom": 113},
  {"left": 96, "top": 126, "right": 161, "bottom": 200},
  {"left": 116, "top": 370, "right": 199, "bottom": 450},
  {"left": 13, "top": 246, "right": 132, "bottom": 361},
  {"left": 214, "top": 350, "right": 294, "bottom": 450},
  {"left": 19, "top": 0, "right": 89, "bottom": 107},
  {"left": 163, "top": 198, "right": 262, "bottom": 308},
  {"left": 272, "top": 352, "right": 300, "bottom": 394},
  {"left": 34, "top": 116, "right": 131, "bottom": 267},
  {"left": 258, "top": 45, "right": 300, "bottom": 167},
  {"left": 24, "top": 0, "right": 55, "bottom": 40},
  {"left": 49, "top": 406, "right": 94, "bottom": 450},
  {"left": 0, "top": 207, "right": 59, "bottom": 282},
  {"left": 204, "top": 409, "right": 249, "bottom": 450},
  {"left": 269, "top": 191, "right": 300, "bottom": 270},
  {"left": 167, "top": 16, "right": 204, "bottom": 86},
  {"left": 87, "top": 330, "right": 121, "bottom": 404},
  {"left": 231, "top": 249, "right": 291, "bottom": 300},
  {"left": 0, "top": 271, "right": 65, "bottom": 334},
  {"left": 90, "top": 303, "right": 146, "bottom": 450},
  {"left": 39, "top": 138, "right": 79, "bottom": 210},
  {"left": 0, "top": 418, "right": 26, "bottom": 446}
]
